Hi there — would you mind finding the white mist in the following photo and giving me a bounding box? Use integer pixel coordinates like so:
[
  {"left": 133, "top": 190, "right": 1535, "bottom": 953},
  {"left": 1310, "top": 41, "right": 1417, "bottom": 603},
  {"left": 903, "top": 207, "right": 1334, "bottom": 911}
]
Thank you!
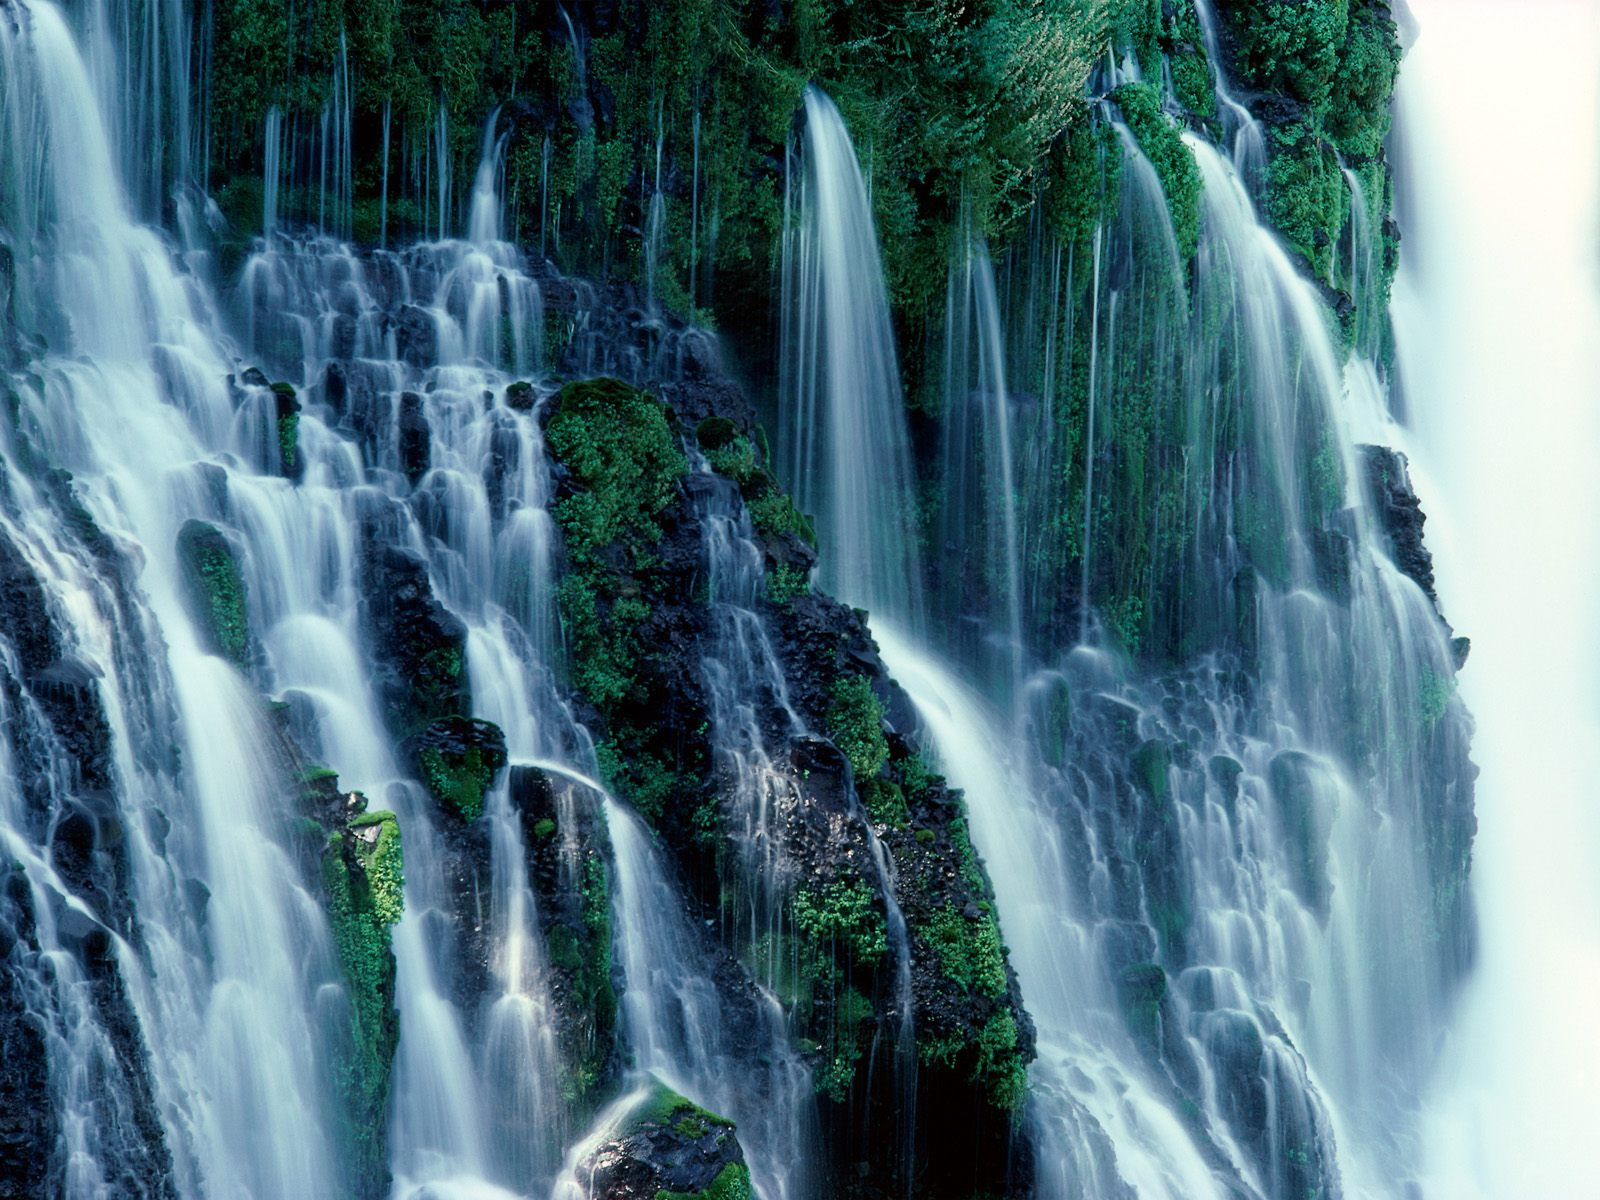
[{"left": 1397, "top": 3, "right": 1600, "bottom": 1195}]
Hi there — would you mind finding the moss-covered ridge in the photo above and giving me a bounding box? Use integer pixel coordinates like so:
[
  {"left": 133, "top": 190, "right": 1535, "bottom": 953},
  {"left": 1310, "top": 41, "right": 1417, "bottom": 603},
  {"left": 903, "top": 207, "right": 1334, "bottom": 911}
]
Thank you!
[{"left": 543, "top": 372, "right": 1033, "bottom": 1196}]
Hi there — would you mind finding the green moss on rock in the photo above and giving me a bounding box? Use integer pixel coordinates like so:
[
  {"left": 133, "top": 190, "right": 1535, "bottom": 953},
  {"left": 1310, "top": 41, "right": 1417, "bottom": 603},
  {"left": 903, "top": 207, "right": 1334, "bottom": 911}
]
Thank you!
[
  {"left": 793, "top": 878, "right": 887, "bottom": 968},
  {"left": 319, "top": 793, "right": 405, "bottom": 1195},
  {"left": 415, "top": 715, "right": 508, "bottom": 821},
  {"left": 826, "top": 676, "right": 890, "bottom": 784},
  {"left": 176, "top": 519, "right": 250, "bottom": 666},
  {"left": 1110, "top": 82, "right": 1203, "bottom": 262}
]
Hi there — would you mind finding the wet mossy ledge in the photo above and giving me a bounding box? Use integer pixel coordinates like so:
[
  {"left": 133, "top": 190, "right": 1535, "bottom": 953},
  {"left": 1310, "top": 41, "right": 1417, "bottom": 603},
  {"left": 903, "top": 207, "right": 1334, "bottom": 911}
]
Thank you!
[
  {"left": 176, "top": 519, "right": 250, "bottom": 666},
  {"left": 542, "top": 370, "right": 1032, "bottom": 1197},
  {"left": 292, "top": 764, "right": 405, "bottom": 1198}
]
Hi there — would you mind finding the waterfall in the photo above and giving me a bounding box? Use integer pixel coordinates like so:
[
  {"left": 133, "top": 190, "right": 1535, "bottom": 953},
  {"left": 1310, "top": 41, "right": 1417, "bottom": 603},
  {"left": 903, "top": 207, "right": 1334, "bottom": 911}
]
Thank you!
[
  {"left": 1397, "top": 3, "right": 1600, "bottom": 1195},
  {"left": 608, "top": 797, "right": 813, "bottom": 1200},
  {"left": 941, "top": 239, "right": 1025, "bottom": 686},
  {"left": 780, "top": 87, "right": 923, "bottom": 627},
  {"left": 782, "top": 68, "right": 1471, "bottom": 1196}
]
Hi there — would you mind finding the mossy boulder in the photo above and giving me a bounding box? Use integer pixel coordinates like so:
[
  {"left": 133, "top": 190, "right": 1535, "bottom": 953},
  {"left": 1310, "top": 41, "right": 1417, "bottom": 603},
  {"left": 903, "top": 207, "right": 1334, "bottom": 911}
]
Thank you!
[
  {"left": 270, "top": 381, "right": 301, "bottom": 479},
  {"left": 414, "top": 716, "right": 508, "bottom": 822},
  {"left": 575, "top": 1080, "right": 749, "bottom": 1200},
  {"left": 176, "top": 519, "right": 249, "bottom": 666}
]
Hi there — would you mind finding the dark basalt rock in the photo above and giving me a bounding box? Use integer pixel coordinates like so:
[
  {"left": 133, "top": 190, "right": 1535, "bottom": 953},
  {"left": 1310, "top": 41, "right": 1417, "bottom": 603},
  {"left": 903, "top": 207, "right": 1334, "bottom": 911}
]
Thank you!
[
  {"left": 397, "top": 390, "right": 430, "bottom": 485},
  {"left": 1359, "top": 444, "right": 1437, "bottom": 602},
  {"left": 356, "top": 496, "right": 469, "bottom": 738},
  {"left": 0, "top": 862, "right": 55, "bottom": 1199}
]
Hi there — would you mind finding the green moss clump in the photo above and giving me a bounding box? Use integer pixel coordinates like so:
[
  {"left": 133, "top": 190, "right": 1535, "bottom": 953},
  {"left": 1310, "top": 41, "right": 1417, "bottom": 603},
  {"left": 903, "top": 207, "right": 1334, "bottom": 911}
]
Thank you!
[
  {"left": 825, "top": 676, "right": 890, "bottom": 784},
  {"left": 764, "top": 564, "right": 810, "bottom": 605},
  {"left": 631, "top": 1080, "right": 737, "bottom": 1134},
  {"left": 1262, "top": 120, "right": 1347, "bottom": 281},
  {"left": 1163, "top": 2, "right": 1217, "bottom": 120},
  {"left": 546, "top": 378, "right": 687, "bottom": 564},
  {"left": 655, "top": 1162, "right": 752, "bottom": 1200},
  {"left": 860, "top": 778, "right": 909, "bottom": 829},
  {"left": 415, "top": 716, "right": 508, "bottom": 821},
  {"left": 546, "top": 378, "right": 685, "bottom": 712},
  {"left": 793, "top": 879, "right": 887, "bottom": 968},
  {"left": 176, "top": 519, "right": 250, "bottom": 666},
  {"left": 1110, "top": 82, "right": 1203, "bottom": 262},
  {"left": 348, "top": 810, "right": 405, "bottom": 927},
  {"left": 917, "top": 1006, "right": 1029, "bottom": 1112},
  {"left": 1215, "top": 0, "right": 1402, "bottom": 294},
  {"left": 925, "top": 905, "right": 1008, "bottom": 1000},
  {"left": 746, "top": 490, "right": 816, "bottom": 548}
]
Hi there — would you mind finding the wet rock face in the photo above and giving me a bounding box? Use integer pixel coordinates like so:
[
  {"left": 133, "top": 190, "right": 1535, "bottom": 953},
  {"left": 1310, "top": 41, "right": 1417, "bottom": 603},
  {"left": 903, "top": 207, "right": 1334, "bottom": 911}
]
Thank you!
[
  {"left": 0, "top": 864, "right": 54, "bottom": 1200},
  {"left": 577, "top": 1085, "right": 751, "bottom": 1200},
  {"left": 356, "top": 497, "right": 470, "bottom": 739},
  {"left": 1359, "top": 444, "right": 1437, "bottom": 602}
]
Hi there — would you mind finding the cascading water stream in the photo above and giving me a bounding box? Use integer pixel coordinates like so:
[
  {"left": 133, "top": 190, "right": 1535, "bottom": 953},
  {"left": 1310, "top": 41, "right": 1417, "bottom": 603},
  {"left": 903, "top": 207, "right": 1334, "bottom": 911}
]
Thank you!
[
  {"left": 784, "top": 70, "right": 1472, "bottom": 1198},
  {"left": 1396, "top": 4, "right": 1600, "bottom": 1195}
]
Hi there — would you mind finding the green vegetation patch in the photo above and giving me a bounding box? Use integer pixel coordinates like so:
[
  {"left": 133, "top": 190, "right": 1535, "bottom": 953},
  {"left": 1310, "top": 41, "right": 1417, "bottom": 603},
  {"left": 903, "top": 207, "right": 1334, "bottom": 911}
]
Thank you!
[
  {"left": 1109, "top": 82, "right": 1203, "bottom": 263},
  {"left": 176, "top": 519, "right": 250, "bottom": 666},
  {"left": 321, "top": 803, "right": 405, "bottom": 1191},
  {"left": 825, "top": 676, "right": 890, "bottom": 784},
  {"left": 656, "top": 1163, "right": 752, "bottom": 1200},
  {"left": 415, "top": 715, "right": 508, "bottom": 821},
  {"left": 793, "top": 878, "right": 887, "bottom": 968}
]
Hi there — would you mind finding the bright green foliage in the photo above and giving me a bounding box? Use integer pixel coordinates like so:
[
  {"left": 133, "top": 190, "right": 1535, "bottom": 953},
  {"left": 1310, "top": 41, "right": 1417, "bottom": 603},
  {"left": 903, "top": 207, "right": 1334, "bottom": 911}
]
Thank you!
[
  {"left": 546, "top": 379, "right": 687, "bottom": 564},
  {"left": 417, "top": 718, "right": 507, "bottom": 822},
  {"left": 546, "top": 378, "right": 685, "bottom": 714},
  {"left": 826, "top": 676, "right": 890, "bottom": 783},
  {"left": 746, "top": 491, "right": 816, "bottom": 547},
  {"left": 321, "top": 812, "right": 404, "bottom": 1190},
  {"left": 1162, "top": 2, "right": 1217, "bottom": 120},
  {"left": 793, "top": 879, "right": 887, "bottom": 966},
  {"left": 1109, "top": 82, "right": 1203, "bottom": 262},
  {"left": 918, "top": 1007, "right": 1029, "bottom": 1111},
  {"left": 764, "top": 564, "right": 811, "bottom": 605},
  {"left": 1263, "top": 121, "right": 1348, "bottom": 281},
  {"left": 812, "top": 985, "right": 875, "bottom": 1104},
  {"left": 176, "top": 520, "right": 250, "bottom": 666},
  {"left": 656, "top": 1163, "right": 752, "bottom": 1200},
  {"left": 861, "top": 778, "right": 909, "bottom": 829},
  {"left": 972, "top": 1010, "right": 1029, "bottom": 1110},
  {"left": 925, "top": 905, "right": 1008, "bottom": 999},
  {"left": 419, "top": 745, "right": 493, "bottom": 820},
  {"left": 1214, "top": 0, "right": 1401, "bottom": 292},
  {"left": 348, "top": 810, "right": 405, "bottom": 927}
]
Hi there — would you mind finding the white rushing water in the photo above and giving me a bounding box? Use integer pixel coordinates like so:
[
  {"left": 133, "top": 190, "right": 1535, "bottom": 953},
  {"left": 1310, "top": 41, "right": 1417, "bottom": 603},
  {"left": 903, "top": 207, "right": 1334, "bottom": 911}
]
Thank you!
[
  {"left": 781, "top": 87, "right": 923, "bottom": 627},
  {"left": 1397, "top": 3, "right": 1600, "bottom": 1195}
]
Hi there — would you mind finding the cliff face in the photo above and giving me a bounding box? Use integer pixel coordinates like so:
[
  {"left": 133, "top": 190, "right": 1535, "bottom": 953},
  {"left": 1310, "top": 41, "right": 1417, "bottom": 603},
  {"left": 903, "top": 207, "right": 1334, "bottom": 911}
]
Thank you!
[{"left": 0, "top": 2, "right": 1477, "bottom": 1198}]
